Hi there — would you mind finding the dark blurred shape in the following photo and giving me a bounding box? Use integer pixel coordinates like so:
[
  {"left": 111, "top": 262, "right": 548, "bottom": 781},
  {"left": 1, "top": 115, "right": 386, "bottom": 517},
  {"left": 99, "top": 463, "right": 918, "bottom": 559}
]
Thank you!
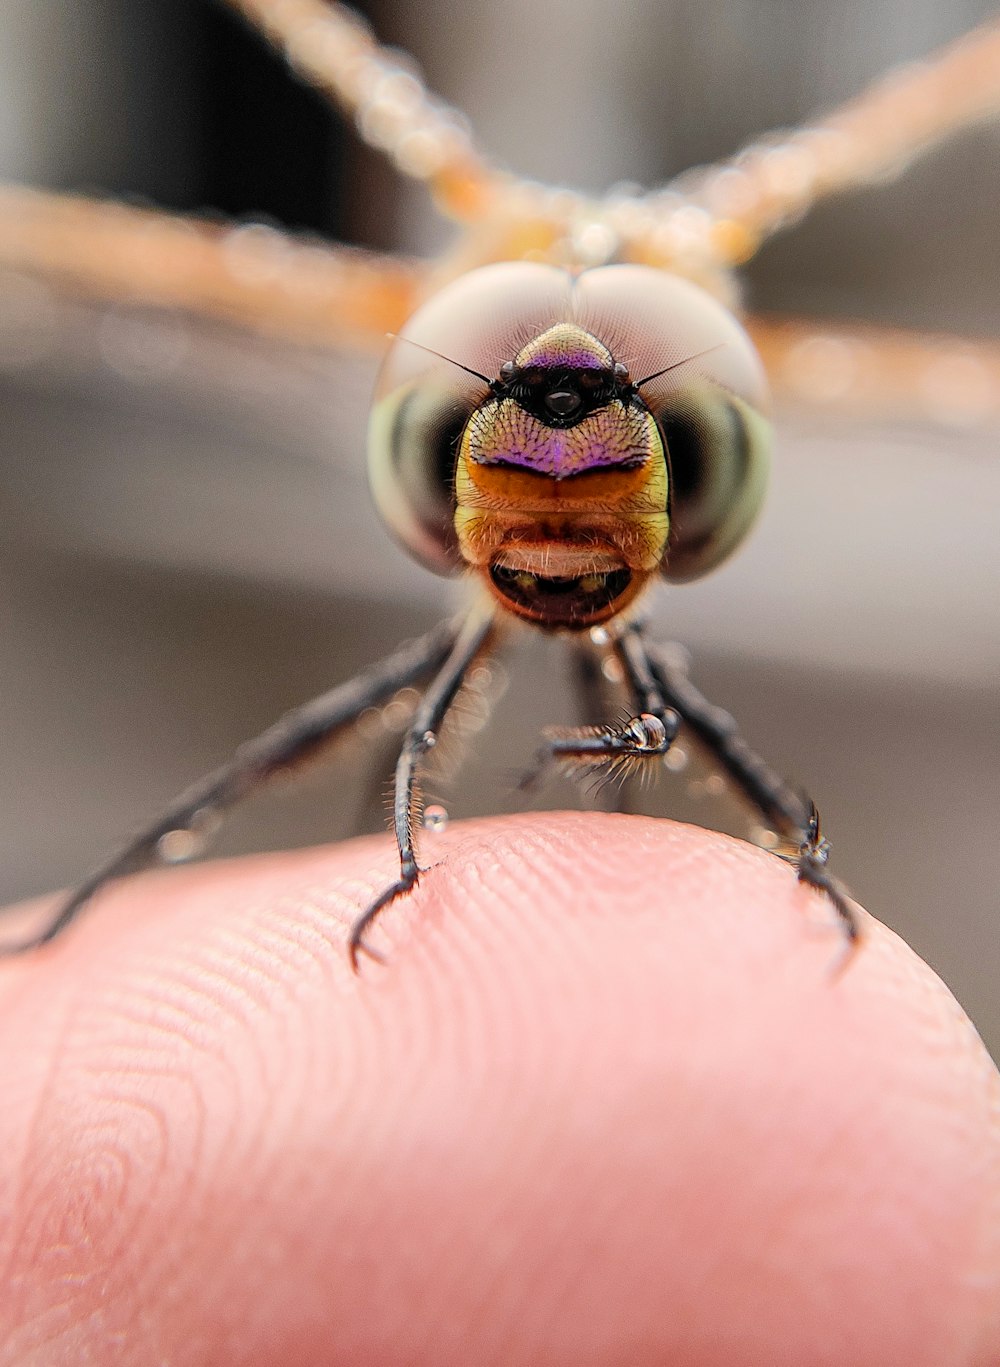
[{"left": 191, "top": 1, "right": 347, "bottom": 235}]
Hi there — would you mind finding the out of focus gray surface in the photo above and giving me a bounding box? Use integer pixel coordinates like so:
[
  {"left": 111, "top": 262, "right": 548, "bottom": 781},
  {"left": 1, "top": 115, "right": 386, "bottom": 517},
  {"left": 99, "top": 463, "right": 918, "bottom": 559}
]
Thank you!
[{"left": 0, "top": 0, "right": 997, "bottom": 1054}]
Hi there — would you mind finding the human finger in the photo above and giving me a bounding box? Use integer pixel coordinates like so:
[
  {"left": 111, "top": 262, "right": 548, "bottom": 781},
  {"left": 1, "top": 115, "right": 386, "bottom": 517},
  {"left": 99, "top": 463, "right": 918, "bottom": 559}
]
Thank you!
[{"left": 0, "top": 812, "right": 997, "bottom": 1366}]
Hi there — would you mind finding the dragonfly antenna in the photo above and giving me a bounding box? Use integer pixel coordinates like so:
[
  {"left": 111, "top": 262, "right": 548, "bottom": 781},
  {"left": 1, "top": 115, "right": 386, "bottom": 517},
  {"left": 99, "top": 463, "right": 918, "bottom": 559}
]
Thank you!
[
  {"left": 635, "top": 343, "right": 727, "bottom": 389},
  {"left": 388, "top": 334, "right": 493, "bottom": 386}
]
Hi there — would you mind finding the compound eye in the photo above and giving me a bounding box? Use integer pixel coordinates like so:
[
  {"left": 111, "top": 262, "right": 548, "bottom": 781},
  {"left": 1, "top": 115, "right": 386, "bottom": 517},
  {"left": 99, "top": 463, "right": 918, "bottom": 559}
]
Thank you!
[
  {"left": 574, "top": 266, "right": 772, "bottom": 583},
  {"left": 367, "top": 377, "right": 470, "bottom": 575}
]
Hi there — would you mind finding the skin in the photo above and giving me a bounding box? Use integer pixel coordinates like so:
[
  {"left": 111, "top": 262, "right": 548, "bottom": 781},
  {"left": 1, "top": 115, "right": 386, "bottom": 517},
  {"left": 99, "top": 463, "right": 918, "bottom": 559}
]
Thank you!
[{"left": 0, "top": 812, "right": 997, "bottom": 1366}]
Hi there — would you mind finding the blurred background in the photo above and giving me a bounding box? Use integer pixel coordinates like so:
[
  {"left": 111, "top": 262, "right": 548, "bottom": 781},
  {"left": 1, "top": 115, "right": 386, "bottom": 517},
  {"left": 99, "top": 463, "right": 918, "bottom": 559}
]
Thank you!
[{"left": 0, "top": 0, "right": 997, "bottom": 1049}]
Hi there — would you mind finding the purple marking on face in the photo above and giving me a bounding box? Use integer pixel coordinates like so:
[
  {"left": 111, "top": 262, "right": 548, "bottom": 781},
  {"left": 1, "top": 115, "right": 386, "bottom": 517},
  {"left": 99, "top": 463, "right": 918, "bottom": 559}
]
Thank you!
[
  {"left": 502, "top": 431, "right": 625, "bottom": 476},
  {"left": 471, "top": 401, "right": 653, "bottom": 478},
  {"left": 523, "top": 345, "right": 606, "bottom": 372}
]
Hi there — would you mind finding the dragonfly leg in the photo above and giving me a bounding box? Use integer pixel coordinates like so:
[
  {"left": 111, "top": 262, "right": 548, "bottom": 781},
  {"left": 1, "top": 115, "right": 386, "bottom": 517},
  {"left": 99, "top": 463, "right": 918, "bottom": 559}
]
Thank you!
[
  {"left": 1, "top": 619, "right": 461, "bottom": 956},
  {"left": 349, "top": 607, "right": 499, "bottom": 970},
  {"left": 522, "top": 625, "right": 680, "bottom": 796},
  {"left": 646, "top": 639, "right": 861, "bottom": 953}
]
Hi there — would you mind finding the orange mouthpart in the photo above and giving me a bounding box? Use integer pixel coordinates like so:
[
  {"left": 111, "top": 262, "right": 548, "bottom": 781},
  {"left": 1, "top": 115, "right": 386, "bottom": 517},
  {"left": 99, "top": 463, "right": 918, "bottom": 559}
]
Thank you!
[
  {"left": 453, "top": 452, "right": 670, "bottom": 628},
  {"left": 455, "top": 455, "right": 670, "bottom": 572}
]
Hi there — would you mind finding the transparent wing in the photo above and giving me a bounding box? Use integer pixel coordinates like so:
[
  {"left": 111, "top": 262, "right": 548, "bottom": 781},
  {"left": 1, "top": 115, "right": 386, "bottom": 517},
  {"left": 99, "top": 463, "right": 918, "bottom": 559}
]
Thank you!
[
  {"left": 4, "top": 185, "right": 999, "bottom": 424},
  {"left": 226, "top": 1, "right": 1000, "bottom": 274},
  {"left": 0, "top": 186, "right": 424, "bottom": 351},
  {"left": 1, "top": 209, "right": 997, "bottom": 673}
]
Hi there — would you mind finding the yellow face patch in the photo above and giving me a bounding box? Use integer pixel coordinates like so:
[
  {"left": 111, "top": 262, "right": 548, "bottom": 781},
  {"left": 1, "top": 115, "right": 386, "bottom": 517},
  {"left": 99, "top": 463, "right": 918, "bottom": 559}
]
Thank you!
[{"left": 453, "top": 415, "right": 670, "bottom": 628}]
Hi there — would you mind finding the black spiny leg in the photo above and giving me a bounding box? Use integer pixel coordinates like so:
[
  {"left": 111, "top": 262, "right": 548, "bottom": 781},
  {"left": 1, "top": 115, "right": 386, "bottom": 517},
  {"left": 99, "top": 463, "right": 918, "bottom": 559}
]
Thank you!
[
  {"left": 523, "top": 623, "right": 680, "bottom": 792},
  {"left": 348, "top": 606, "right": 498, "bottom": 970},
  {"left": 645, "top": 635, "right": 860, "bottom": 952},
  {"left": 568, "top": 641, "right": 632, "bottom": 813},
  {"left": 0, "top": 620, "right": 461, "bottom": 956}
]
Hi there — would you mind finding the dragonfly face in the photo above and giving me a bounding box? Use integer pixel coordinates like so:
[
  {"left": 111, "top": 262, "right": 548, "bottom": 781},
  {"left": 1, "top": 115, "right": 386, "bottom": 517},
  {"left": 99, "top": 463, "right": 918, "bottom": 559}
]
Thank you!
[{"left": 368, "top": 262, "right": 771, "bottom": 627}]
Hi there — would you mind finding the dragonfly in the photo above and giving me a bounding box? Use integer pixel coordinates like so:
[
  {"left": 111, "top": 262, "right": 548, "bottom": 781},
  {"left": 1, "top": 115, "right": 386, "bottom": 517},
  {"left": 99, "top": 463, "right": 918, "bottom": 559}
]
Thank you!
[{"left": 0, "top": 1, "right": 998, "bottom": 973}]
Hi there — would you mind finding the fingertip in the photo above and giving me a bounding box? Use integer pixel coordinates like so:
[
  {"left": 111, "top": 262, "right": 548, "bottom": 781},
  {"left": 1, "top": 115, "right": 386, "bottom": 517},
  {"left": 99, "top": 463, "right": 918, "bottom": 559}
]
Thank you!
[{"left": 1, "top": 814, "right": 997, "bottom": 1366}]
